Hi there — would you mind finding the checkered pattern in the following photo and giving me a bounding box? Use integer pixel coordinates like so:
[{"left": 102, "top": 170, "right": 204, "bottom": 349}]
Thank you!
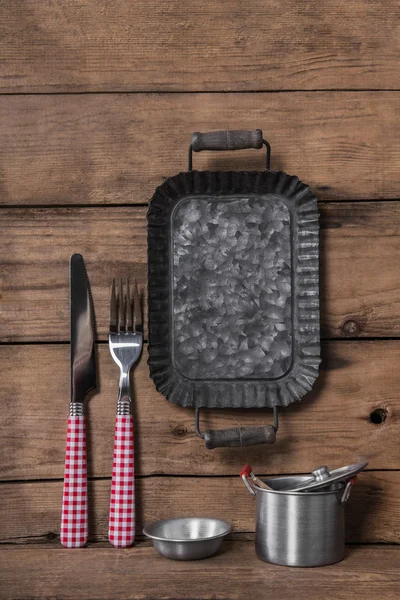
[
  {"left": 60, "top": 416, "right": 88, "bottom": 548},
  {"left": 108, "top": 415, "right": 135, "bottom": 548}
]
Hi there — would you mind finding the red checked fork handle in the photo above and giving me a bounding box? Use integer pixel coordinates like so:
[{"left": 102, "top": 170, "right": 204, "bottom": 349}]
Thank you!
[
  {"left": 108, "top": 414, "right": 135, "bottom": 548},
  {"left": 61, "top": 413, "right": 88, "bottom": 548}
]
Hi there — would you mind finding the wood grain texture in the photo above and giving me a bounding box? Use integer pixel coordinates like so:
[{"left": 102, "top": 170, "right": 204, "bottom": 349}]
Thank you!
[
  {"left": 2, "top": 203, "right": 400, "bottom": 341},
  {"left": 0, "top": 1, "right": 399, "bottom": 93},
  {"left": 0, "top": 543, "right": 399, "bottom": 600},
  {"left": 0, "top": 93, "right": 399, "bottom": 205},
  {"left": 0, "top": 207, "right": 147, "bottom": 342},
  {"left": 0, "top": 472, "right": 398, "bottom": 544},
  {"left": 0, "top": 342, "right": 398, "bottom": 479},
  {"left": 0, "top": 0, "right": 398, "bottom": 591}
]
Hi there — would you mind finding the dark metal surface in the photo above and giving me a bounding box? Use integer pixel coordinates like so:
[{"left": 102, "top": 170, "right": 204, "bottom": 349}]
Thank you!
[
  {"left": 70, "top": 254, "right": 97, "bottom": 403},
  {"left": 172, "top": 195, "right": 292, "bottom": 380},
  {"left": 147, "top": 170, "right": 321, "bottom": 410}
]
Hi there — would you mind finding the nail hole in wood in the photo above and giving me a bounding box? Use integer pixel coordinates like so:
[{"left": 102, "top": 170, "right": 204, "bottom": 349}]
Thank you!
[{"left": 369, "top": 409, "right": 387, "bottom": 425}]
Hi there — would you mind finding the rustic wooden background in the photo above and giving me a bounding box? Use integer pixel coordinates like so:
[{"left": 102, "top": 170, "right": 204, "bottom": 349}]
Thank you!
[{"left": 0, "top": 1, "right": 399, "bottom": 599}]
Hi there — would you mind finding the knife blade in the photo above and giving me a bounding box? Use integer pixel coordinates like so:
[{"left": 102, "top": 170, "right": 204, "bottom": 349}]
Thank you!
[
  {"left": 61, "top": 253, "right": 96, "bottom": 548},
  {"left": 70, "top": 253, "right": 97, "bottom": 404}
]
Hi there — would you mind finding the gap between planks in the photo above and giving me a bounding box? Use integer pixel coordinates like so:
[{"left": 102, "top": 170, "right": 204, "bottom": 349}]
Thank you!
[
  {"left": 2, "top": 198, "right": 400, "bottom": 210},
  {"left": 1, "top": 89, "right": 400, "bottom": 96}
]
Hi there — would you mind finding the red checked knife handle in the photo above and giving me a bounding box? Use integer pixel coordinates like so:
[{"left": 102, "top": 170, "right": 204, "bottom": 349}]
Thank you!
[
  {"left": 60, "top": 413, "right": 88, "bottom": 548},
  {"left": 108, "top": 414, "right": 135, "bottom": 548}
]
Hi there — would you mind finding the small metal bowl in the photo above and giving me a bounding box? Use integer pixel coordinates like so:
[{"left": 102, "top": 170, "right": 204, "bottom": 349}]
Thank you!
[{"left": 143, "top": 517, "right": 232, "bottom": 560}]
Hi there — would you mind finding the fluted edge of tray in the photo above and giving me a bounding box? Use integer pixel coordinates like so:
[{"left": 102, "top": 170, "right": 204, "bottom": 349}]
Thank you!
[{"left": 147, "top": 170, "right": 321, "bottom": 409}]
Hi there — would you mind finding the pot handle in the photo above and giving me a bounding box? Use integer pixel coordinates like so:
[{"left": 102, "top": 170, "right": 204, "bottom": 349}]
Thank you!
[
  {"left": 341, "top": 477, "right": 356, "bottom": 505},
  {"left": 240, "top": 464, "right": 257, "bottom": 496},
  {"left": 195, "top": 407, "right": 278, "bottom": 450},
  {"left": 188, "top": 129, "right": 271, "bottom": 170}
]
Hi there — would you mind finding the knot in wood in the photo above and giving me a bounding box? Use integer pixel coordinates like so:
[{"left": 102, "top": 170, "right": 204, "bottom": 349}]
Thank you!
[
  {"left": 173, "top": 425, "right": 188, "bottom": 438},
  {"left": 342, "top": 319, "right": 360, "bottom": 335}
]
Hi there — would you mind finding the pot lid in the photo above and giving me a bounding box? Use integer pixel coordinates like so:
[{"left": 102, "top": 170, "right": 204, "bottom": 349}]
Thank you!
[{"left": 285, "top": 461, "right": 368, "bottom": 492}]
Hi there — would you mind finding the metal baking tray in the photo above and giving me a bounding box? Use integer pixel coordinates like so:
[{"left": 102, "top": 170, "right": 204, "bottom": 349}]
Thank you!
[{"left": 147, "top": 130, "right": 321, "bottom": 447}]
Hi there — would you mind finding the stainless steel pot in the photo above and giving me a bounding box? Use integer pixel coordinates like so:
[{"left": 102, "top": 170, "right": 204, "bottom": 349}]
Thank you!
[{"left": 241, "top": 462, "right": 367, "bottom": 567}]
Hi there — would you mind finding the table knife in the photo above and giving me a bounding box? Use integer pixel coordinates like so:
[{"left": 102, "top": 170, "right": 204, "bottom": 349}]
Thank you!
[{"left": 60, "top": 253, "right": 97, "bottom": 548}]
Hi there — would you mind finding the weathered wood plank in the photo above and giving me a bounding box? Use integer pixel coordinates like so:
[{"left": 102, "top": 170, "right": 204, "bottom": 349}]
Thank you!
[
  {"left": 0, "top": 93, "right": 399, "bottom": 205},
  {"left": 0, "top": 207, "right": 147, "bottom": 342},
  {"left": 0, "top": 472, "right": 398, "bottom": 544},
  {"left": 2, "top": 203, "right": 400, "bottom": 341},
  {"left": 0, "top": 341, "right": 398, "bottom": 479},
  {"left": 0, "top": 543, "right": 399, "bottom": 600},
  {"left": 0, "top": 1, "right": 399, "bottom": 93}
]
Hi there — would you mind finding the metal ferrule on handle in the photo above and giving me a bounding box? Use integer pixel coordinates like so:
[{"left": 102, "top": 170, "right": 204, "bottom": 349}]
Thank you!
[
  {"left": 108, "top": 410, "right": 135, "bottom": 548},
  {"left": 117, "top": 399, "right": 131, "bottom": 415},
  {"left": 60, "top": 404, "right": 88, "bottom": 548},
  {"left": 69, "top": 402, "right": 84, "bottom": 416}
]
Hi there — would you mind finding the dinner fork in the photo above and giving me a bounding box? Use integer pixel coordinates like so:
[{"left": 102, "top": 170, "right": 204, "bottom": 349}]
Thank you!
[{"left": 108, "top": 277, "right": 143, "bottom": 548}]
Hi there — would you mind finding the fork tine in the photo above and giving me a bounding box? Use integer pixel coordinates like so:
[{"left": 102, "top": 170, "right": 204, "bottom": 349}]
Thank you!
[
  {"left": 118, "top": 278, "right": 124, "bottom": 332},
  {"left": 110, "top": 278, "right": 118, "bottom": 333},
  {"left": 126, "top": 277, "right": 133, "bottom": 332},
  {"left": 133, "top": 278, "right": 143, "bottom": 333}
]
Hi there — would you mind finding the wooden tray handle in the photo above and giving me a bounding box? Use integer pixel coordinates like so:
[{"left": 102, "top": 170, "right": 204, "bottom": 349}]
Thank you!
[
  {"left": 191, "top": 129, "right": 263, "bottom": 152},
  {"left": 204, "top": 425, "right": 276, "bottom": 449}
]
